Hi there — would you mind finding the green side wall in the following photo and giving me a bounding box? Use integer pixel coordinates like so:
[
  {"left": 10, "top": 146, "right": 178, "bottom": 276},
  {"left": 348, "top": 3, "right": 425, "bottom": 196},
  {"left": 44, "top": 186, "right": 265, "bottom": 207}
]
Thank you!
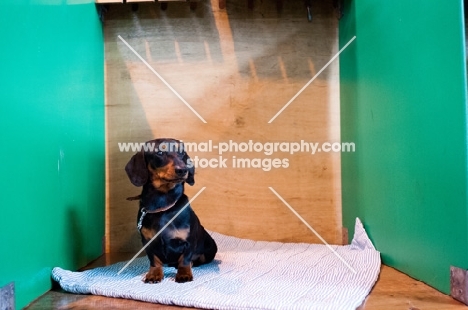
[
  {"left": 340, "top": 0, "right": 468, "bottom": 293},
  {"left": 0, "top": 1, "right": 105, "bottom": 308}
]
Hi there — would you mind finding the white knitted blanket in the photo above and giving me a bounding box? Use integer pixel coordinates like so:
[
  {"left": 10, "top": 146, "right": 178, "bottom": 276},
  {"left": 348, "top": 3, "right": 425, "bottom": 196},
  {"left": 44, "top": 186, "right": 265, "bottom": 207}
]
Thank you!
[{"left": 52, "top": 218, "right": 380, "bottom": 310}]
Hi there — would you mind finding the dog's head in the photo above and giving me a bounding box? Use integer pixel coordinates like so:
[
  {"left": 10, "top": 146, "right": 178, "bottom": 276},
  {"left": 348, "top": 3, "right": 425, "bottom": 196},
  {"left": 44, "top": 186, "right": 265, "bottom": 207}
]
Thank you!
[{"left": 125, "top": 138, "right": 195, "bottom": 190}]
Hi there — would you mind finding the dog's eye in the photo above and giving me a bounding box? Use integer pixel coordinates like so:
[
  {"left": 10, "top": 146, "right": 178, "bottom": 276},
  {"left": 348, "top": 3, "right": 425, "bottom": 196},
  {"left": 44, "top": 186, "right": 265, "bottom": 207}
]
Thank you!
[{"left": 156, "top": 151, "right": 164, "bottom": 156}]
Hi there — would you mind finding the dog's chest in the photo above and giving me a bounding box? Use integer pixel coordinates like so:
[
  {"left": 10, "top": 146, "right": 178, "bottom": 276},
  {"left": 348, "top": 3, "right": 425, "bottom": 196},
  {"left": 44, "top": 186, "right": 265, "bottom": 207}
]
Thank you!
[
  {"left": 167, "top": 227, "right": 190, "bottom": 240},
  {"left": 140, "top": 212, "right": 191, "bottom": 243}
]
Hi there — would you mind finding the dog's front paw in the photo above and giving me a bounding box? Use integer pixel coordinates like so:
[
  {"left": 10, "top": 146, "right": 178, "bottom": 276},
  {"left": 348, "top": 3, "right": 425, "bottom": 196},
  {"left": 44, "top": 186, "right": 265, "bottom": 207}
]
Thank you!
[
  {"left": 175, "top": 266, "right": 193, "bottom": 283},
  {"left": 144, "top": 266, "right": 164, "bottom": 283}
]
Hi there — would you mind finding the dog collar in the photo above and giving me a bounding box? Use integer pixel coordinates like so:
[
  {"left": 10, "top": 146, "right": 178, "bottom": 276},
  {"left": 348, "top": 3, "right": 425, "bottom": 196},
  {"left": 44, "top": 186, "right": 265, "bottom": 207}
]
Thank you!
[
  {"left": 137, "top": 203, "right": 176, "bottom": 231},
  {"left": 137, "top": 209, "right": 147, "bottom": 231}
]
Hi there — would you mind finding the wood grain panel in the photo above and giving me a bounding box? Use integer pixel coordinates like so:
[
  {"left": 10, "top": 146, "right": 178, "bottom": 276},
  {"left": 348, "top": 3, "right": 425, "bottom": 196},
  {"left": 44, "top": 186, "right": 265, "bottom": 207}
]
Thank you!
[{"left": 104, "top": 0, "right": 341, "bottom": 253}]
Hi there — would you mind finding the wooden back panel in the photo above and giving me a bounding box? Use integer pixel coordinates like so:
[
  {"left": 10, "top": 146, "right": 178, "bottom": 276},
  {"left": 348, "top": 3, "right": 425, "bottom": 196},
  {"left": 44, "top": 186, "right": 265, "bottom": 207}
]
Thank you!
[{"left": 104, "top": 0, "right": 342, "bottom": 252}]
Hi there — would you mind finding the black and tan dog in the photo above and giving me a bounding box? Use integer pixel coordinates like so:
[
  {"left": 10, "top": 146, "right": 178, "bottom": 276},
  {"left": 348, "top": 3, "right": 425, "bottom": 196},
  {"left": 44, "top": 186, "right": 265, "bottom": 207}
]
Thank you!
[{"left": 125, "top": 138, "right": 217, "bottom": 283}]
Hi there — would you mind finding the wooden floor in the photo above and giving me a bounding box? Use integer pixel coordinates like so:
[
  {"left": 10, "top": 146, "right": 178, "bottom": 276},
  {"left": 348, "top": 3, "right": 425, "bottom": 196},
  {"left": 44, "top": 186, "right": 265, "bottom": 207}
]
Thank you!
[{"left": 25, "top": 252, "right": 467, "bottom": 309}]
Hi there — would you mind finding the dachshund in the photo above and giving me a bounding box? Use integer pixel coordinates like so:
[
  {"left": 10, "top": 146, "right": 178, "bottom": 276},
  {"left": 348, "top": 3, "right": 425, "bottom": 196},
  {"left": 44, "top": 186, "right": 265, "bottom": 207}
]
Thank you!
[{"left": 125, "top": 138, "right": 217, "bottom": 283}]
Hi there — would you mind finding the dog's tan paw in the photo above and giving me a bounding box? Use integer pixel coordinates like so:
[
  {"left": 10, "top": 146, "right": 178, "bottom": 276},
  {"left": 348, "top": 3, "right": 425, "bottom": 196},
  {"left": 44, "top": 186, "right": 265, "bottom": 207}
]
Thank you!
[
  {"left": 144, "top": 266, "right": 164, "bottom": 283},
  {"left": 175, "top": 266, "right": 193, "bottom": 283}
]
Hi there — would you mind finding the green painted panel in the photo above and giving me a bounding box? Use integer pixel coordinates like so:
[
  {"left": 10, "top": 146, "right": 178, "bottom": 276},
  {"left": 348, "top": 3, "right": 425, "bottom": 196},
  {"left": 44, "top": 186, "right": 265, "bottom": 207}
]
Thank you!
[
  {"left": 340, "top": 0, "right": 468, "bottom": 293},
  {"left": 0, "top": 1, "right": 104, "bottom": 308}
]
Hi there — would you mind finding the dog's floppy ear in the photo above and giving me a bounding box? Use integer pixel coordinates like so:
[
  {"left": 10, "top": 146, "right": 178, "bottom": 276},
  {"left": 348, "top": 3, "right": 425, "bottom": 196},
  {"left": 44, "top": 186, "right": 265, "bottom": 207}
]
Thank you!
[
  {"left": 185, "top": 153, "right": 195, "bottom": 186},
  {"left": 125, "top": 151, "right": 148, "bottom": 187}
]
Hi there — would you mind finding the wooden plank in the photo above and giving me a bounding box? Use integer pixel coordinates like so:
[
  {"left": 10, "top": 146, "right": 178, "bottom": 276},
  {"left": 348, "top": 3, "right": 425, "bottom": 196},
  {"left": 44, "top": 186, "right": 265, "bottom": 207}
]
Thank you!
[{"left": 357, "top": 266, "right": 467, "bottom": 309}]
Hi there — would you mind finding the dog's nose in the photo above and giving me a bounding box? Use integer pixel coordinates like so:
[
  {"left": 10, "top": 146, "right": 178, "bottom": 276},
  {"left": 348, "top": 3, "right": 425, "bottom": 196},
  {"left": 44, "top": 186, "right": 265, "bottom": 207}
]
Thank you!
[{"left": 175, "top": 168, "right": 188, "bottom": 176}]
